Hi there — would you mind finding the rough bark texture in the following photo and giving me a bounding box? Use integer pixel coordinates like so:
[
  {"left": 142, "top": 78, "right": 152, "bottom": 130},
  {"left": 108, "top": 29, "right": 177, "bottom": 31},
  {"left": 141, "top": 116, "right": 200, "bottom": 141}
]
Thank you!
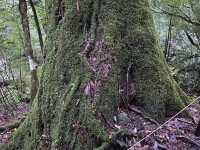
[
  {"left": 1, "top": 0, "right": 188, "bottom": 149},
  {"left": 191, "top": 0, "right": 200, "bottom": 94}
]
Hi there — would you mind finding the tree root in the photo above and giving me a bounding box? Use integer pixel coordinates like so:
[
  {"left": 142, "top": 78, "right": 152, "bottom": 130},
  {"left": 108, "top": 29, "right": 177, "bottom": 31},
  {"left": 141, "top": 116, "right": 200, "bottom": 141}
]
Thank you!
[
  {"left": 0, "top": 118, "right": 25, "bottom": 132},
  {"left": 94, "top": 142, "right": 110, "bottom": 150},
  {"left": 95, "top": 129, "right": 136, "bottom": 150},
  {"left": 128, "top": 105, "right": 160, "bottom": 126}
]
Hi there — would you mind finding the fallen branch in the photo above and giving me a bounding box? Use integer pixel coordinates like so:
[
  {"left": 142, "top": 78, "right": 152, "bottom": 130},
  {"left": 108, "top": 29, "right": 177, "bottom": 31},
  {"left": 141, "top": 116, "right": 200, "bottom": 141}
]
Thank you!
[
  {"left": 177, "top": 118, "right": 194, "bottom": 125},
  {"left": 177, "top": 135, "right": 200, "bottom": 148}
]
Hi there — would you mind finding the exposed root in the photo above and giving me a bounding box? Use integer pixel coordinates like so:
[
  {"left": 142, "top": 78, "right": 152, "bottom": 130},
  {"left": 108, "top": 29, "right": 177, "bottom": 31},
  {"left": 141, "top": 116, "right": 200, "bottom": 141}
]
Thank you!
[
  {"left": 0, "top": 118, "right": 25, "bottom": 132},
  {"left": 128, "top": 105, "right": 160, "bottom": 126},
  {"left": 94, "top": 142, "right": 110, "bottom": 150}
]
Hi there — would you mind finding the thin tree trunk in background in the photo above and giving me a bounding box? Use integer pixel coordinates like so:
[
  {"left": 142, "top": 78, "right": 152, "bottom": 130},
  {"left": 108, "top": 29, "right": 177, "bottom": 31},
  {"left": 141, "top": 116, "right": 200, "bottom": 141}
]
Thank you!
[
  {"left": 17, "top": 23, "right": 24, "bottom": 94},
  {"left": 29, "top": 0, "right": 44, "bottom": 58},
  {"left": 19, "top": 0, "right": 39, "bottom": 100},
  {"left": 164, "top": 15, "right": 173, "bottom": 62}
]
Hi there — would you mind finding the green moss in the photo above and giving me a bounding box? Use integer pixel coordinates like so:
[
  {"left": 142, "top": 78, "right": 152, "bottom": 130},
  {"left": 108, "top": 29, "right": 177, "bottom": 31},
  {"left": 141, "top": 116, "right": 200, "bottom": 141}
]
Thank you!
[
  {"left": 1, "top": 0, "right": 189, "bottom": 149},
  {"left": 101, "top": 0, "right": 189, "bottom": 120}
]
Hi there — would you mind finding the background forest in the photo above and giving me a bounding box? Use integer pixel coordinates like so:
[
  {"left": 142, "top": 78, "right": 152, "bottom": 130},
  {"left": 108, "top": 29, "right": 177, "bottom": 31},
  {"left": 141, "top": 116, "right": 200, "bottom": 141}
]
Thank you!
[{"left": 0, "top": 0, "right": 200, "bottom": 149}]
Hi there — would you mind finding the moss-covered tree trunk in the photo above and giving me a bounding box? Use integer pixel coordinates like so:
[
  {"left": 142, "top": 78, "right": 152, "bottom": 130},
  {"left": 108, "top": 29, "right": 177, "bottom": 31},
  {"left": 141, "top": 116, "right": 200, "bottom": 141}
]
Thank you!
[
  {"left": 2, "top": 0, "right": 188, "bottom": 149},
  {"left": 191, "top": 0, "right": 200, "bottom": 93}
]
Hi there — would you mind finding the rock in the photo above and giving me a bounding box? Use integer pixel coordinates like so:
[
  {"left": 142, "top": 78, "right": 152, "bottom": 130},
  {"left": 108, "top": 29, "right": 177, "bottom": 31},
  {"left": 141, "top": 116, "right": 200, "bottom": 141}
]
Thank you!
[
  {"left": 134, "top": 116, "right": 144, "bottom": 131},
  {"left": 118, "top": 112, "right": 131, "bottom": 124}
]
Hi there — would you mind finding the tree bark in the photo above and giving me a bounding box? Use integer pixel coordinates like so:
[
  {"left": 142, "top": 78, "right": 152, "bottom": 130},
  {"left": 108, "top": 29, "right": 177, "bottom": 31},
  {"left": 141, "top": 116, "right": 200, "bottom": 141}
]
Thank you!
[
  {"left": 19, "top": 0, "right": 39, "bottom": 100},
  {"left": 190, "top": 0, "right": 200, "bottom": 94},
  {"left": 1, "top": 0, "right": 188, "bottom": 149}
]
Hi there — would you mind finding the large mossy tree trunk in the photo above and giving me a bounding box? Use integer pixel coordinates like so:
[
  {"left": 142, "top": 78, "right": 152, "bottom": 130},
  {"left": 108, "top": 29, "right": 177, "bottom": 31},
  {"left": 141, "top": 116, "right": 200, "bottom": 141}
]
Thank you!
[
  {"left": 2, "top": 0, "right": 188, "bottom": 149},
  {"left": 191, "top": 0, "right": 200, "bottom": 93}
]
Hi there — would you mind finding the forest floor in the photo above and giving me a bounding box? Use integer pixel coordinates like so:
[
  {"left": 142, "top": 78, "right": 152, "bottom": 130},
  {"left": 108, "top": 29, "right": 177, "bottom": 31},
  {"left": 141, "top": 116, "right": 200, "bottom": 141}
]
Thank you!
[
  {"left": 0, "top": 101, "right": 200, "bottom": 150},
  {"left": 107, "top": 100, "right": 200, "bottom": 150},
  {"left": 0, "top": 102, "right": 28, "bottom": 145}
]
